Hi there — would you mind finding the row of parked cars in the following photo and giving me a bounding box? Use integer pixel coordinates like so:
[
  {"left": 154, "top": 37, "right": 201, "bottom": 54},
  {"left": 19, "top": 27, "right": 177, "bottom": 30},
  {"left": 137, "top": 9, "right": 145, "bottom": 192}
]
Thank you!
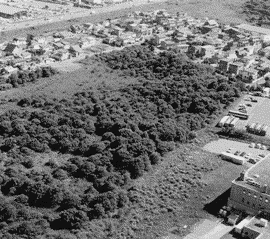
[
  {"left": 249, "top": 143, "right": 267, "bottom": 150},
  {"left": 226, "top": 148, "right": 251, "bottom": 159},
  {"left": 244, "top": 96, "right": 258, "bottom": 102}
]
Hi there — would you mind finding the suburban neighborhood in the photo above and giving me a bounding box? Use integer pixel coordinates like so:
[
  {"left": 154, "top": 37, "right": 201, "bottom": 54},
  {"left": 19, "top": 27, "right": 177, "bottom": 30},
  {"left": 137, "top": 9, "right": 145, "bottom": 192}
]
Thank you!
[{"left": 1, "top": 9, "right": 270, "bottom": 88}]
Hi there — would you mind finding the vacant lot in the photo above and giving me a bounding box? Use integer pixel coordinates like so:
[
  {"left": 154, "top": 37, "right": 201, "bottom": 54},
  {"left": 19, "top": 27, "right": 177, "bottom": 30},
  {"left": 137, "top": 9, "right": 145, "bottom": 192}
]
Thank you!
[{"left": 120, "top": 130, "right": 248, "bottom": 239}]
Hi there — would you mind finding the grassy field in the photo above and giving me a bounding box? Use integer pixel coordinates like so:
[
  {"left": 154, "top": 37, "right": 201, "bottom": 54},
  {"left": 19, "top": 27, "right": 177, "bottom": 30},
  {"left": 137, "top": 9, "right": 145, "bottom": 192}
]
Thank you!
[{"left": 109, "top": 130, "right": 247, "bottom": 239}]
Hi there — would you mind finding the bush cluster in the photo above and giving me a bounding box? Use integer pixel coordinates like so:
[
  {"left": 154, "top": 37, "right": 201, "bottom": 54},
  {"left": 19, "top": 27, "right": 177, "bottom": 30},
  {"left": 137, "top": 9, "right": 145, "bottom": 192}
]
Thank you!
[{"left": 6, "top": 66, "right": 57, "bottom": 88}]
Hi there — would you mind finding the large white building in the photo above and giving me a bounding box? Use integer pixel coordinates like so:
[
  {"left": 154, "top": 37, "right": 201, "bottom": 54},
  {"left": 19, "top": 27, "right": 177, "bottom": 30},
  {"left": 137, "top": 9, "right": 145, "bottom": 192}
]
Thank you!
[{"left": 228, "top": 155, "right": 270, "bottom": 216}]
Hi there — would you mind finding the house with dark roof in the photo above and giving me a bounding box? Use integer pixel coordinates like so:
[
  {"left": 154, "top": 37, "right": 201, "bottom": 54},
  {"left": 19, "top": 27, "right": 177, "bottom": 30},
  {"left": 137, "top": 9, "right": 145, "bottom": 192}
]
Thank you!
[{"left": 4, "top": 43, "right": 22, "bottom": 56}]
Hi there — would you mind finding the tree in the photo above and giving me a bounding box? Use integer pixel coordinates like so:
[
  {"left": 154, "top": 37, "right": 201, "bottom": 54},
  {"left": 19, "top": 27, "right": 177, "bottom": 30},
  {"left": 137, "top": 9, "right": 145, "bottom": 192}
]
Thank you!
[
  {"left": 0, "top": 203, "right": 17, "bottom": 222},
  {"left": 59, "top": 208, "right": 88, "bottom": 229},
  {"left": 61, "top": 191, "right": 81, "bottom": 209},
  {"left": 149, "top": 152, "right": 161, "bottom": 165}
]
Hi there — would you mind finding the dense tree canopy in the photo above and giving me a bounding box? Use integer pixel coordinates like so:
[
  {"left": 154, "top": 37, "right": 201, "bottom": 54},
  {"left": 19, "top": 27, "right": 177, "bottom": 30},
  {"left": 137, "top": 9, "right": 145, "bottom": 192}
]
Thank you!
[{"left": 0, "top": 46, "right": 241, "bottom": 238}]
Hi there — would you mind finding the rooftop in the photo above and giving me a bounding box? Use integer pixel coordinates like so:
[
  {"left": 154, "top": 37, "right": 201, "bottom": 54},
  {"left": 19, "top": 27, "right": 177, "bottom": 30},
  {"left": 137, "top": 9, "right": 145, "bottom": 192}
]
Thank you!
[
  {"left": 246, "top": 155, "right": 270, "bottom": 187},
  {"left": 244, "top": 217, "right": 270, "bottom": 238}
]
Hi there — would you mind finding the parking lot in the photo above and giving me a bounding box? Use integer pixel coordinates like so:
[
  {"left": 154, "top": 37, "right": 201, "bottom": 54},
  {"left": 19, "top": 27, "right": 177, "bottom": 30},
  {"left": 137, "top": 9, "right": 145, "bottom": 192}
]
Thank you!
[
  {"left": 203, "top": 139, "right": 270, "bottom": 162},
  {"left": 233, "top": 95, "right": 270, "bottom": 137}
]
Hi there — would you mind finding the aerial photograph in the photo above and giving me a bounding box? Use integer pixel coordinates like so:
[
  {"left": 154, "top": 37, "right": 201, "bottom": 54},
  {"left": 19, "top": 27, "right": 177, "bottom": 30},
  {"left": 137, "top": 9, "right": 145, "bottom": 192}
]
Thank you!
[{"left": 1, "top": 0, "right": 270, "bottom": 238}]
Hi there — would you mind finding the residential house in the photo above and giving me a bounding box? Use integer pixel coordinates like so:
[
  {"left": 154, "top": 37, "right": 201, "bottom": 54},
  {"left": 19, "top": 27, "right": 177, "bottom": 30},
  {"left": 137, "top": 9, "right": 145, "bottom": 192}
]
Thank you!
[
  {"left": 173, "top": 44, "right": 189, "bottom": 53},
  {"left": 51, "top": 50, "right": 70, "bottom": 61},
  {"left": 201, "top": 19, "right": 219, "bottom": 34},
  {"left": 83, "top": 22, "right": 94, "bottom": 30},
  {"left": 187, "top": 45, "right": 202, "bottom": 57},
  {"left": 4, "top": 44, "right": 22, "bottom": 57},
  {"left": 237, "top": 38, "right": 250, "bottom": 47},
  {"left": 239, "top": 68, "right": 258, "bottom": 80},
  {"left": 0, "top": 55, "right": 14, "bottom": 65},
  {"left": 80, "top": 37, "right": 96, "bottom": 49},
  {"left": 218, "top": 32, "right": 230, "bottom": 41},
  {"left": 53, "top": 42, "right": 64, "bottom": 50},
  {"left": 151, "top": 34, "right": 167, "bottom": 46},
  {"left": 69, "top": 45, "right": 83, "bottom": 57},
  {"left": 127, "top": 23, "right": 139, "bottom": 32},
  {"left": 218, "top": 58, "right": 232, "bottom": 73},
  {"left": 61, "top": 41, "right": 71, "bottom": 50},
  {"left": 228, "top": 62, "right": 244, "bottom": 75},
  {"left": 111, "top": 26, "right": 125, "bottom": 36},
  {"left": 19, "top": 52, "right": 32, "bottom": 61},
  {"left": 160, "top": 40, "right": 177, "bottom": 50},
  {"left": 2, "top": 66, "right": 18, "bottom": 75},
  {"left": 13, "top": 37, "right": 27, "bottom": 48},
  {"left": 70, "top": 25, "right": 83, "bottom": 34},
  {"left": 201, "top": 45, "right": 216, "bottom": 58},
  {"left": 223, "top": 27, "right": 241, "bottom": 37},
  {"left": 174, "top": 36, "right": 187, "bottom": 44}
]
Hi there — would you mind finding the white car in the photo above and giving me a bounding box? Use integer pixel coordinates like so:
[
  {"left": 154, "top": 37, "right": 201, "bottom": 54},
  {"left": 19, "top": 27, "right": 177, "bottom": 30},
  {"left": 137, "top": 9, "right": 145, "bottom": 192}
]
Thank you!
[{"left": 245, "top": 153, "right": 251, "bottom": 159}]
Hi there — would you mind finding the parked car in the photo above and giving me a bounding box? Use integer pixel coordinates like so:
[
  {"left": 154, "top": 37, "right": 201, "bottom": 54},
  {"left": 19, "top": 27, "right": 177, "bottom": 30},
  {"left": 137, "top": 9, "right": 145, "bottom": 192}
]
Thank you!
[
  {"left": 246, "top": 103, "right": 252, "bottom": 107},
  {"left": 240, "top": 152, "right": 247, "bottom": 157},
  {"left": 234, "top": 151, "right": 241, "bottom": 156},
  {"left": 253, "top": 92, "right": 263, "bottom": 97},
  {"left": 245, "top": 153, "right": 251, "bottom": 159},
  {"left": 227, "top": 149, "right": 233, "bottom": 153},
  {"left": 255, "top": 143, "right": 262, "bottom": 149},
  {"left": 251, "top": 98, "right": 258, "bottom": 102},
  {"left": 249, "top": 158, "right": 257, "bottom": 164}
]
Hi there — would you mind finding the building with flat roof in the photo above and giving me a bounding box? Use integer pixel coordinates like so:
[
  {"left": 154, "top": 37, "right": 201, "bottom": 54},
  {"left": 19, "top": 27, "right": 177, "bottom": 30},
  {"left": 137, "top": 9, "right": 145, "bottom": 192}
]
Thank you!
[
  {"left": 241, "top": 216, "right": 270, "bottom": 239},
  {"left": 228, "top": 155, "right": 270, "bottom": 216},
  {"left": 0, "top": 4, "right": 27, "bottom": 19}
]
